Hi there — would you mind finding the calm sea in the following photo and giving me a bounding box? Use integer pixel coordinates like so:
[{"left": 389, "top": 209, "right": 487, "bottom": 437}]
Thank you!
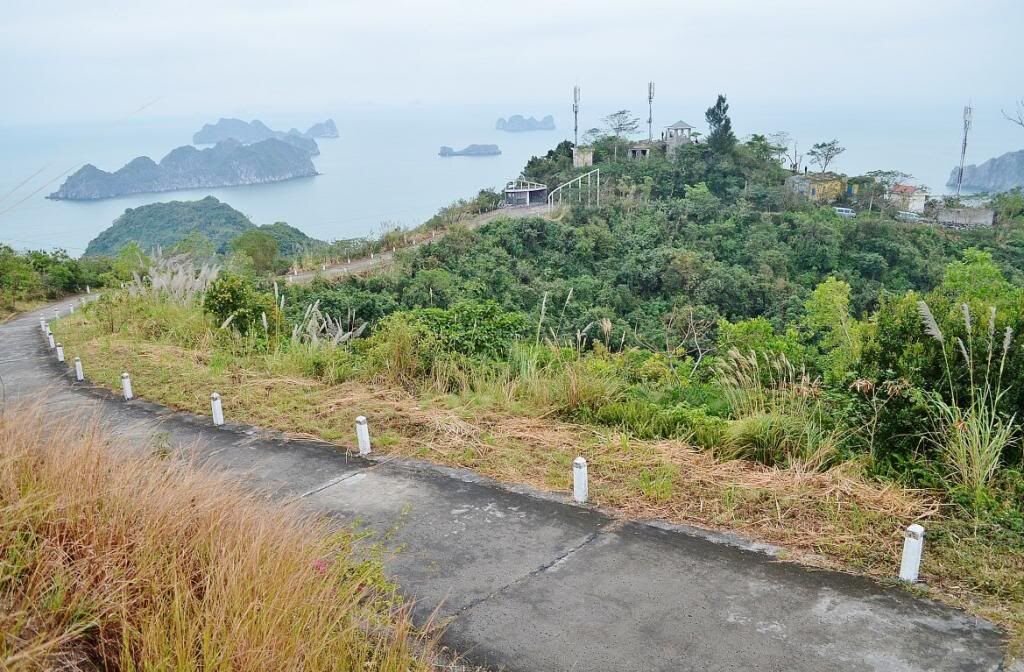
[{"left": 0, "top": 101, "right": 1020, "bottom": 255}]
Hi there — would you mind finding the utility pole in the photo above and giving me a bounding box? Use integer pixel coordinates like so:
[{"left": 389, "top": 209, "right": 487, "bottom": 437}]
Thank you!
[
  {"left": 647, "top": 81, "right": 655, "bottom": 142},
  {"left": 573, "top": 85, "right": 580, "bottom": 147},
  {"left": 955, "top": 104, "right": 973, "bottom": 198}
]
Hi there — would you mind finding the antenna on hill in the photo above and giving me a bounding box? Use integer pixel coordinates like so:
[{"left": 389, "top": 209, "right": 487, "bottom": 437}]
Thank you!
[
  {"left": 955, "top": 103, "right": 973, "bottom": 198},
  {"left": 647, "top": 81, "right": 655, "bottom": 142},
  {"left": 573, "top": 85, "right": 581, "bottom": 147}
]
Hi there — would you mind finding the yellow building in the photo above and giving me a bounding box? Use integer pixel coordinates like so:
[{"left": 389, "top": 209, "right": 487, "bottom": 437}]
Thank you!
[{"left": 785, "top": 171, "right": 847, "bottom": 204}]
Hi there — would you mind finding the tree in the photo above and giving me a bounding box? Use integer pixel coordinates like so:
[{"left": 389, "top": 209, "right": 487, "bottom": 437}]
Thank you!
[
  {"left": 231, "top": 230, "right": 279, "bottom": 273},
  {"left": 767, "top": 131, "right": 792, "bottom": 164},
  {"left": 603, "top": 110, "right": 640, "bottom": 160},
  {"left": 1003, "top": 99, "right": 1024, "bottom": 130},
  {"left": 704, "top": 94, "right": 736, "bottom": 155},
  {"left": 808, "top": 139, "right": 845, "bottom": 173}
]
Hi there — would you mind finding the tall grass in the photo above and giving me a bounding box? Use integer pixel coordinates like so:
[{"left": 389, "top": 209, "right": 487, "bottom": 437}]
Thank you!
[
  {"left": 918, "top": 301, "right": 1018, "bottom": 498},
  {"left": 0, "top": 404, "right": 438, "bottom": 671},
  {"left": 716, "top": 349, "right": 841, "bottom": 469}
]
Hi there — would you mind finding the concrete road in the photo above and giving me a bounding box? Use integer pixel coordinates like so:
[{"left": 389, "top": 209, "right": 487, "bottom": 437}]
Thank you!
[
  {"left": 1, "top": 298, "right": 1008, "bottom": 671},
  {"left": 285, "top": 204, "right": 550, "bottom": 284}
]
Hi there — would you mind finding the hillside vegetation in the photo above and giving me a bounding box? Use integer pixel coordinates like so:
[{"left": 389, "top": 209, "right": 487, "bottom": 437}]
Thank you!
[
  {"left": 84, "top": 196, "right": 322, "bottom": 259},
  {"left": 53, "top": 95, "right": 1024, "bottom": 655}
]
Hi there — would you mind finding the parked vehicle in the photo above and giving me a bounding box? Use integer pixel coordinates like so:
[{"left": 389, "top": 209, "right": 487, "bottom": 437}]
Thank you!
[
  {"left": 833, "top": 207, "right": 856, "bottom": 218},
  {"left": 897, "top": 211, "right": 921, "bottom": 222}
]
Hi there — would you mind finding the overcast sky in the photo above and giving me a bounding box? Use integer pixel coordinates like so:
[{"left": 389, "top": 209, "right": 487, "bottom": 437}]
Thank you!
[{"left": 2, "top": 0, "right": 1022, "bottom": 125}]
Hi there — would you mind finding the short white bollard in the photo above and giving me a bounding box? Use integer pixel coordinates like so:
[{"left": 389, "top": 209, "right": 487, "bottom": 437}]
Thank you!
[
  {"left": 573, "top": 456, "right": 589, "bottom": 504},
  {"left": 69, "top": 304, "right": 74, "bottom": 314},
  {"left": 54, "top": 308, "right": 59, "bottom": 320},
  {"left": 355, "top": 415, "right": 371, "bottom": 456},
  {"left": 55, "top": 342, "right": 64, "bottom": 363},
  {"left": 86, "top": 285, "right": 91, "bottom": 294},
  {"left": 121, "top": 372, "right": 133, "bottom": 401},
  {"left": 74, "top": 357, "right": 84, "bottom": 381},
  {"left": 210, "top": 392, "right": 225, "bottom": 426},
  {"left": 899, "top": 523, "right": 925, "bottom": 583},
  {"left": 39, "top": 316, "right": 46, "bottom": 332},
  {"left": 47, "top": 332, "right": 55, "bottom": 349}
]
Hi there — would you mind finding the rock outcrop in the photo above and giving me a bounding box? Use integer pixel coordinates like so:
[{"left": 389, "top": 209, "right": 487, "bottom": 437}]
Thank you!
[
  {"left": 49, "top": 139, "right": 318, "bottom": 201},
  {"left": 947, "top": 149, "right": 1024, "bottom": 193},
  {"left": 496, "top": 115, "right": 555, "bottom": 132}
]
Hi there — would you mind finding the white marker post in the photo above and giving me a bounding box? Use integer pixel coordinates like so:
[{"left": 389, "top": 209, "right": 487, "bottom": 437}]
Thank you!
[
  {"left": 355, "top": 415, "right": 371, "bottom": 456},
  {"left": 47, "top": 332, "right": 55, "bottom": 349},
  {"left": 86, "top": 285, "right": 91, "bottom": 294},
  {"left": 899, "top": 524, "right": 925, "bottom": 583},
  {"left": 573, "top": 456, "right": 589, "bottom": 504},
  {"left": 210, "top": 392, "right": 225, "bottom": 426},
  {"left": 53, "top": 308, "right": 59, "bottom": 320},
  {"left": 39, "top": 316, "right": 46, "bottom": 333},
  {"left": 74, "top": 357, "right": 84, "bottom": 381},
  {"left": 55, "top": 342, "right": 64, "bottom": 363},
  {"left": 121, "top": 372, "right": 133, "bottom": 400},
  {"left": 69, "top": 304, "right": 74, "bottom": 314}
]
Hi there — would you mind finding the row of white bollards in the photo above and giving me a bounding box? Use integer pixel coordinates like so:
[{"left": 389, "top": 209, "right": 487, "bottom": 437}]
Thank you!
[{"left": 39, "top": 306, "right": 929, "bottom": 584}]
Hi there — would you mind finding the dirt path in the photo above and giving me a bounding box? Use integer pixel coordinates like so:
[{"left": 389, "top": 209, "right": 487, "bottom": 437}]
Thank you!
[
  {"left": 0, "top": 298, "right": 1008, "bottom": 672},
  {"left": 284, "top": 204, "right": 550, "bottom": 284}
]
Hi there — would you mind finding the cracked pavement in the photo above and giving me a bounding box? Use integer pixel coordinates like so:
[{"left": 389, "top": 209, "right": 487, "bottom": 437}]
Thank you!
[{"left": 0, "top": 298, "right": 1008, "bottom": 671}]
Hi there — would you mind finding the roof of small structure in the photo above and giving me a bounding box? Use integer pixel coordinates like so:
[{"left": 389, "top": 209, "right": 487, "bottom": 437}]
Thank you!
[
  {"left": 891, "top": 183, "right": 922, "bottom": 195},
  {"left": 789, "top": 171, "right": 844, "bottom": 183},
  {"left": 666, "top": 120, "right": 693, "bottom": 130},
  {"left": 504, "top": 178, "right": 547, "bottom": 192}
]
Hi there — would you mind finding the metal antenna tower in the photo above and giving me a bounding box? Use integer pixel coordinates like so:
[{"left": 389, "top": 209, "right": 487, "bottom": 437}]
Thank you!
[
  {"left": 955, "top": 104, "right": 973, "bottom": 198},
  {"left": 573, "top": 85, "right": 580, "bottom": 147},
  {"left": 647, "top": 81, "right": 655, "bottom": 142}
]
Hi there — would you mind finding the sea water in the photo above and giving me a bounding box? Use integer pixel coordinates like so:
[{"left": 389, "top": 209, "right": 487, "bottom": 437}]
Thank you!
[{"left": 0, "top": 101, "right": 1020, "bottom": 254}]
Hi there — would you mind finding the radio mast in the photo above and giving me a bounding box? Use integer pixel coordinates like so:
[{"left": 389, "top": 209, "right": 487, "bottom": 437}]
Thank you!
[
  {"left": 647, "top": 81, "right": 655, "bottom": 142},
  {"left": 955, "top": 104, "right": 973, "bottom": 198},
  {"left": 573, "top": 85, "right": 580, "bottom": 147}
]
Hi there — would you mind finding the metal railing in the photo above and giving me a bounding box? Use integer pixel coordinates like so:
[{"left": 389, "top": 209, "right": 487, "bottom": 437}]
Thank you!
[{"left": 547, "top": 169, "right": 600, "bottom": 212}]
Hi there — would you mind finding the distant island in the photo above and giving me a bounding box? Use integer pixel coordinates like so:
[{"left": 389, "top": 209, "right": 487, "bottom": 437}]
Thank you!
[
  {"left": 48, "top": 139, "right": 318, "bottom": 201},
  {"left": 84, "top": 196, "right": 322, "bottom": 257},
  {"left": 194, "top": 117, "right": 338, "bottom": 145},
  {"left": 496, "top": 115, "right": 555, "bottom": 132},
  {"left": 192, "top": 118, "right": 339, "bottom": 157},
  {"left": 439, "top": 144, "right": 501, "bottom": 157},
  {"left": 948, "top": 149, "right": 1024, "bottom": 193}
]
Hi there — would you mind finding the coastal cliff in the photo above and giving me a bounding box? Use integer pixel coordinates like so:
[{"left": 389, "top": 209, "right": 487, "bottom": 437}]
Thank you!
[
  {"left": 49, "top": 139, "right": 318, "bottom": 201},
  {"left": 947, "top": 149, "right": 1024, "bottom": 192}
]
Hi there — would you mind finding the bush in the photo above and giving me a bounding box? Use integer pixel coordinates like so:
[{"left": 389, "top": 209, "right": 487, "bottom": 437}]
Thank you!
[{"left": 203, "top": 272, "right": 279, "bottom": 336}]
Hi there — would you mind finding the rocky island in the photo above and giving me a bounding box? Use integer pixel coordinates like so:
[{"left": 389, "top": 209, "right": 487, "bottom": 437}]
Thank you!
[
  {"left": 192, "top": 118, "right": 339, "bottom": 155},
  {"left": 439, "top": 144, "right": 501, "bottom": 157},
  {"left": 948, "top": 149, "right": 1024, "bottom": 193},
  {"left": 496, "top": 115, "right": 555, "bottom": 132},
  {"left": 48, "top": 138, "right": 318, "bottom": 201}
]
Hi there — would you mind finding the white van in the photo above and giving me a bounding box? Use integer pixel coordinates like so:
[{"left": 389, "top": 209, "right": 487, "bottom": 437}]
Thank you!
[
  {"left": 897, "top": 211, "right": 921, "bottom": 222},
  {"left": 833, "top": 207, "right": 856, "bottom": 219}
]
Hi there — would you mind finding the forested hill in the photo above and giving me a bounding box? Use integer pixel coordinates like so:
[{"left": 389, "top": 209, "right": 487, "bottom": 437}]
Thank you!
[{"left": 84, "top": 196, "right": 321, "bottom": 257}]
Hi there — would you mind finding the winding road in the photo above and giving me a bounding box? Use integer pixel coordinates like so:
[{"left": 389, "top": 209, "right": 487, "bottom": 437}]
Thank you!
[{"left": 0, "top": 297, "right": 1009, "bottom": 671}]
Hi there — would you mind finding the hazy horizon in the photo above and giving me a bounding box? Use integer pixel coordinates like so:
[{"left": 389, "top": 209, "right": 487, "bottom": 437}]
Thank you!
[{"left": 3, "top": 0, "right": 1023, "bottom": 125}]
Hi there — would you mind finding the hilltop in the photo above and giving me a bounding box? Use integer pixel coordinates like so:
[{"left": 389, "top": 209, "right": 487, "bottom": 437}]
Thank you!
[
  {"left": 83, "top": 196, "right": 321, "bottom": 257},
  {"left": 49, "top": 139, "right": 318, "bottom": 201}
]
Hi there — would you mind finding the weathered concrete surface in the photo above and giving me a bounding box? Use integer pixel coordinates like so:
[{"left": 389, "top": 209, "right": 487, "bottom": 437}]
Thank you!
[
  {"left": 284, "top": 205, "right": 550, "bottom": 284},
  {"left": 0, "top": 299, "right": 1008, "bottom": 671}
]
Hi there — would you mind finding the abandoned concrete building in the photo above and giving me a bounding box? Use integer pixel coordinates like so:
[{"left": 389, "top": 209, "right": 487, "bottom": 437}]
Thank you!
[{"left": 626, "top": 120, "right": 695, "bottom": 160}]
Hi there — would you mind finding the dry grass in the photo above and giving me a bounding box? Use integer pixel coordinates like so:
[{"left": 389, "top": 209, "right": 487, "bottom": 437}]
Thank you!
[
  {"left": 0, "top": 402, "right": 442, "bottom": 671},
  {"left": 53, "top": 324, "right": 1024, "bottom": 657}
]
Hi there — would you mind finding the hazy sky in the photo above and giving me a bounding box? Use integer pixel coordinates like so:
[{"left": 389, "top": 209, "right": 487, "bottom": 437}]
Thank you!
[{"left": 2, "top": 0, "right": 1022, "bottom": 126}]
